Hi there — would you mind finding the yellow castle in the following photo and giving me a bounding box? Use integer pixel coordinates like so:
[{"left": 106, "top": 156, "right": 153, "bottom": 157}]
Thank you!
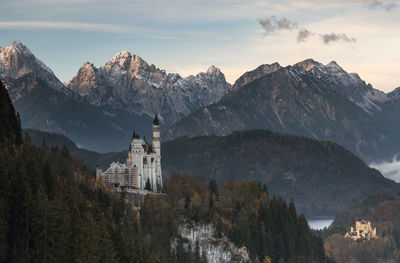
[{"left": 345, "top": 220, "right": 377, "bottom": 241}]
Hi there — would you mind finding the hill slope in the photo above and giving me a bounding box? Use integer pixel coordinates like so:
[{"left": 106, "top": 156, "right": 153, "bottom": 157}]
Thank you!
[
  {"left": 25, "top": 128, "right": 399, "bottom": 217},
  {"left": 4, "top": 73, "right": 152, "bottom": 152},
  {"left": 25, "top": 129, "right": 126, "bottom": 167},
  {"left": 162, "top": 130, "right": 399, "bottom": 217}
]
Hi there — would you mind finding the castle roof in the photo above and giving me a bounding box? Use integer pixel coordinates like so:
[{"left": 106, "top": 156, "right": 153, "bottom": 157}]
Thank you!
[
  {"left": 153, "top": 113, "right": 159, "bottom": 125},
  {"left": 132, "top": 130, "right": 140, "bottom": 139}
]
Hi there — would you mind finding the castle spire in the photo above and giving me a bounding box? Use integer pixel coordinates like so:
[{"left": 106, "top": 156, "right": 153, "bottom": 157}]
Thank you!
[
  {"left": 132, "top": 130, "right": 140, "bottom": 139},
  {"left": 153, "top": 113, "right": 159, "bottom": 126}
]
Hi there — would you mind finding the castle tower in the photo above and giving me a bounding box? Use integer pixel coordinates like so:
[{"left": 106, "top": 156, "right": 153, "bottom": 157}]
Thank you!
[
  {"left": 152, "top": 114, "right": 162, "bottom": 188},
  {"left": 132, "top": 165, "right": 140, "bottom": 188},
  {"left": 130, "top": 131, "right": 144, "bottom": 189}
]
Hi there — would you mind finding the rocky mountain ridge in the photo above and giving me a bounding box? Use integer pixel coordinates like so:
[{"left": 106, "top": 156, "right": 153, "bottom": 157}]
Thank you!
[
  {"left": 67, "top": 50, "right": 230, "bottom": 125},
  {"left": 165, "top": 59, "right": 399, "bottom": 161},
  {"left": 2, "top": 41, "right": 400, "bottom": 160}
]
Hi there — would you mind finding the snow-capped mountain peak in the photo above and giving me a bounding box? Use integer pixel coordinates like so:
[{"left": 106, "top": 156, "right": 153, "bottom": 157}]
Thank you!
[
  {"left": 0, "top": 41, "right": 69, "bottom": 93},
  {"left": 294, "top": 58, "right": 325, "bottom": 72},
  {"left": 207, "top": 65, "right": 219, "bottom": 74},
  {"left": 67, "top": 53, "right": 231, "bottom": 125},
  {"left": 0, "top": 41, "right": 54, "bottom": 77}
]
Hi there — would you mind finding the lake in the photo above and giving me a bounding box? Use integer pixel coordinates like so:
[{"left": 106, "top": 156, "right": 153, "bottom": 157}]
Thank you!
[{"left": 307, "top": 218, "right": 334, "bottom": 230}]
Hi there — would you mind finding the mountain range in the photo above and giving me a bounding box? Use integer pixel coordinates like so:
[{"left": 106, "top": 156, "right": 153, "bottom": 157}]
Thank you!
[
  {"left": 1, "top": 40, "right": 400, "bottom": 162},
  {"left": 1, "top": 41, "right": 230, "bottom": 152},
  {"left": 165, "top": 59, "right": 400, "bottom": 161}
]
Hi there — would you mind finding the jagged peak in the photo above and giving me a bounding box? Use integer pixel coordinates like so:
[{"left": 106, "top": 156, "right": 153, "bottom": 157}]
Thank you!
[
  {"left": 11, "top": 40, "right": 24, "bottom": 48},
  {"left": 2, "top": 40, "right": 33, "bottom": 57},
  {"left": 257, "top": 62, "right": 281, "bottom": 73},
  {"left": 10, "top": 40, "right": 28, "bottom": 49},
  {"left": 104, "top": 50, "right": 152, "bottom": 72},
  {"left": 326, "top": 61, "right": 340, "bottom": 67},
  {"left": 110, "top": 50, "right": 144, "bottom": 63},
  {"left": 207, "top": 65, "right": 220, "bottom": 74},
  {"left": 388, "top": 87, "right": 400, "bottom": 99},
  {"left": 80, "top": 61, "right": 96, "bottom": 70},
  {"left": 0, "top": 40, "right": 54, "bottom": 75},
  {"left": 294, "top": 58, "right": 324, "bottom": 71}
]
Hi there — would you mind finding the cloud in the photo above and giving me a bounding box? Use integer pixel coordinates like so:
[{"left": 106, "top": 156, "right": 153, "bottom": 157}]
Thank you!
[
  {"left": 321, "top": 33, "right": 357, "bottom": 44},
  {"left": 297, "top": 29, "right": 314, "bottom": 42},
  {"left": 363, "top": 0, "right": 397, "bottom": 11},
  {"left": 259, "top": 16, "right": 357, "bottom": 45},
  {"left": 370, "top": 156, "right": 400, "bottom": 182},
  {"left": 258, "top": 16, "right": 298, "bottom": 35}
]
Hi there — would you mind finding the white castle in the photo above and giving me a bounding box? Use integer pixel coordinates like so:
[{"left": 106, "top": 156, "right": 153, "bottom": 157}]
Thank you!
[{"left": 96, "top": 114, "right": 162, "bottom": 192}]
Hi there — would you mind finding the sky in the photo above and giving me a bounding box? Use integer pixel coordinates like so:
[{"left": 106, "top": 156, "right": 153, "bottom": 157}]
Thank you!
[{"left": 0, "top": 0, "right": 399, "bottom": 92}]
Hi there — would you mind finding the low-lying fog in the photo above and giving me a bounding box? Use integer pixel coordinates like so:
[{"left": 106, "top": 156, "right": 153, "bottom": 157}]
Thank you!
[{"left": 370, "top": 156, "right": 400, "bottom": 183}]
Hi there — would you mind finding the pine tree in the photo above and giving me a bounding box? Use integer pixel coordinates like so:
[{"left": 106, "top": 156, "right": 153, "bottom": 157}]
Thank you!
[
  {"left": 0, "top": 197, "right": 8, "bottom": 262},
  {"left": 0, "top": 80, "right": 22, "bottom": 146},
  {"left": 185, "top": 194, "right": 191, "bottom": 212},
  {"left": 208, "top": 178, "right": 218, "bottom": 196}
]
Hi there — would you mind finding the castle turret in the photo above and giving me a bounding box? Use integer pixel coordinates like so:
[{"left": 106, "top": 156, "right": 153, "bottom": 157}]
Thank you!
[
  {"left": 130, "top": 130, "right": 144, "bottom": 188},
  {"left": 152, "top": 114, "right": 162, "bottom": 188}
]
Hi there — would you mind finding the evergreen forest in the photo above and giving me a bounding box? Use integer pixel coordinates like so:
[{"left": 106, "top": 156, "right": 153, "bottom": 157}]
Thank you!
[{"left": 0, "top": 80, "right": 331, "bottom": 262}]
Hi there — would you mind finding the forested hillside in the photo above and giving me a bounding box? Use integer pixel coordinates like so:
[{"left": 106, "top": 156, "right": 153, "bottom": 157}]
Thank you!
[
  {"left": 162, "top": 130, "right": 399, "bottom": 217},
  {"left": 25, "top": 127, "right": 399, "bottom": 218},
  {"left": 1, "top": 79, "right": 176, "bottom": 262},
  {"left": 26, "top": 128, "right": 126, "bottom": 167},
  {"left": 1, "top": 79, "right": 331, "bottom": 262}
]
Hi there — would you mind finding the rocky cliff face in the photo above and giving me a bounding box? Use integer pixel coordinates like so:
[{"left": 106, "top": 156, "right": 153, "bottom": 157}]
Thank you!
[
  {"left": 164, "top": 59, "right": 397, "bottom": 161},
  {"left": 67, "top": 51, "right": 230, "bottom": 125},
  {"left": 0, "top": 41, "right": 72, "bottom": 95},
  {"left": 173, "top": 223, "right": 249, "bottom": 263}
]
